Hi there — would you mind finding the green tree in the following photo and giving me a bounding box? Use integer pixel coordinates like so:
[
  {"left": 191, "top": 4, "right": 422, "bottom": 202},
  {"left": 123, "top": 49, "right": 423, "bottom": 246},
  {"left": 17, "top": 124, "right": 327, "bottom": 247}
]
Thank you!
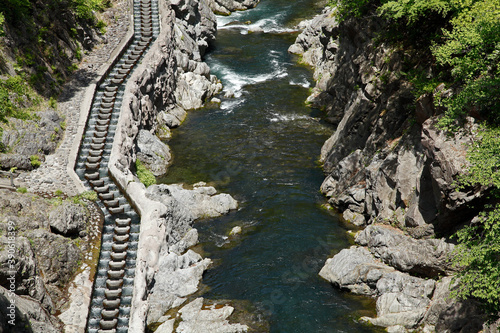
[
  {"left": 451, "top": 126, "right": 500, "bottom": 316},
  {"left": 432, "top": 0, "right": 500, "bottom": 126}
]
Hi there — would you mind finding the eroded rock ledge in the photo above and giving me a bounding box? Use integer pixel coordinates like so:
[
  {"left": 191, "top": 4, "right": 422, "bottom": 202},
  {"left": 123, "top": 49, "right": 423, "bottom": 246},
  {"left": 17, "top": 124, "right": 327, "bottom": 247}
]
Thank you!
[{"left": 290, "top": 7, "right": 493, "bottom": 333}]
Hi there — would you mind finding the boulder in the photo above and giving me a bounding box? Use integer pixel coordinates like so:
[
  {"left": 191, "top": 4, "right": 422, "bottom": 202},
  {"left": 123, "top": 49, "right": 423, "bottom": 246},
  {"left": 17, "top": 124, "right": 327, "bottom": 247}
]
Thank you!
[
  {"left": 207, "top": 0, "right": 260, "bottom": 15},
  {"left": 136, "top": 129, "right": 171, "bottom": 176},
  {"left": 342, "top": 209, "right": 366, "bottom": 226},
  {"left": 147, "top": 250, "right": 212, "bottom": 324},
  {"left": 355, "top": 225, "right": 455, "bottom": 277},
  {"left": 367, "top": 271, "right": 435, "bottom": 328},
  {"left": 49, "top": 201, "right": 89, "bottom": 237},
  {"left": 23, "top": 229, "right": 81, "bottom": 287},
  {"left": 176, "top": 297, "right": 248, "bottom": 333},
  {"left": 146, "top": 183, "right": 238, "bottom": 220},
  {"left": 319, "top": 246, "right": 394, "bottom": 296}
]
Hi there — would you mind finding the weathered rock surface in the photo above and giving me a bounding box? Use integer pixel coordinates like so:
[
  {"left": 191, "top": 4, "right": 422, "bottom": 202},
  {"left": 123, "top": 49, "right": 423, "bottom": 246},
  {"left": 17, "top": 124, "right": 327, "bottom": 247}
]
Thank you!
[
  {"left": 356, "top": 225, "right": 455, "bottom": 277},
  {"left": 176, "top": 298, "right": 248, "bottom": 333},
  {"left": 136, "top": 129, "right": 171, "bottom": 176},
  {"left": 172, "top": 0, "right": 222, "bottom": 110},
  {"left": 147, "top": 250, "right": 211, "bottom": 324},
  {"left": 113, "top": 0, "right": 221, "bottom": 177},
  {"left": 0, "top": 189, "right": 92, "bottom": 326},
  {"left": 292, "top": 7, "right": 485, "bottom": 237},
  {"left": 422, "top": 277, "right": 485, "bottom": 333},
  {"left": 0, "top": 285, "right": 63, "bottom": 333},
  {"left": 49, "top": 201, "right": 89, "bottom": 237},
  {"left": 0, "top": 109, "right": 63, "bottom": 170},
  {"left": 150, "top": 297, "right": 249, "bottom": 333},
  {"left": 320, "top": 246, "right": 437, "bottom": 329},
  {"left": 319, "top": 246, "right": 395, "bottom": 296},
  {"left": 207, "top": 0, "right": 260, "bottom": 15},
  {"left": 146, "top": 183, "right": 238, "bottom": 221}
]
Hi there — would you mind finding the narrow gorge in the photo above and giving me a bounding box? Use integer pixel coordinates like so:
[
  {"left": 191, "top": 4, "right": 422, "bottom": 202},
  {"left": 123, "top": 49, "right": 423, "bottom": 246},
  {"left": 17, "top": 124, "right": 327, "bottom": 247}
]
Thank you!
[{"left": 1, "top": 0, "right": 499, "bottom": 332}]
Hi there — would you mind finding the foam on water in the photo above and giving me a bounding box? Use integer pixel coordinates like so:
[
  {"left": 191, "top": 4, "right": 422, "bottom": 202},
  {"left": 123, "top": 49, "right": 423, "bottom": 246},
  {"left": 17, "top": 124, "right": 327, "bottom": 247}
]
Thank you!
[
  {"left": 209, "top": 49, "right": 288, "bottom": 102},
  {"left": 268, "top": 112, "right": 311, "bottom": 122}
]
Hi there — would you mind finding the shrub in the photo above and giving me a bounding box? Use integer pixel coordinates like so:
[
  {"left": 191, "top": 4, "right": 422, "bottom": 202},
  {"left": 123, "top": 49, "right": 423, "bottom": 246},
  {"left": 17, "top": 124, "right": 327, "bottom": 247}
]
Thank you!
[
  {"left": 49, "top": 97, "right": 57, "bottom": 109},
  {"left": 135, "top": 159, "right": 156, "bottom": 187},
  {"left": 80, "top": 190, "right": 98, "bottom": 201},
  {"left": 30, "top": 155, "right": 41, "bottom": 168},
  {"left": 17, "top": 187, "right": 27, "bottom": 193}
]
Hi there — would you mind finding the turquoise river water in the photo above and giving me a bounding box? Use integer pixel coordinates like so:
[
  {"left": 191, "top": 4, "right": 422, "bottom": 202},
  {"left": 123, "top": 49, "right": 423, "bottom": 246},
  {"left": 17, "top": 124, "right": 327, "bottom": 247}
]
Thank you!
[{"left": 160, "top": 1, "right": 382, "bottom": 332}]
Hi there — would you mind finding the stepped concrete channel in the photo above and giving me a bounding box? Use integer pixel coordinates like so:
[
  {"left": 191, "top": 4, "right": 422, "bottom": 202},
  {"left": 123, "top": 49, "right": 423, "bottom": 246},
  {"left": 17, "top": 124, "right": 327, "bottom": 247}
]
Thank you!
[{"left": 73, "top": 0, "right": 159, "bottom": 332}]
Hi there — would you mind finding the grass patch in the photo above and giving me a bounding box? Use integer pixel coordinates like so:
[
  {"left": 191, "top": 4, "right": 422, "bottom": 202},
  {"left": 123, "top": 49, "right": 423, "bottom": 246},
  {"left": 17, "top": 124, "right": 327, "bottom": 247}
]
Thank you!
[{"left": 135, "top": 159, "right": 156, "bottom": 187}]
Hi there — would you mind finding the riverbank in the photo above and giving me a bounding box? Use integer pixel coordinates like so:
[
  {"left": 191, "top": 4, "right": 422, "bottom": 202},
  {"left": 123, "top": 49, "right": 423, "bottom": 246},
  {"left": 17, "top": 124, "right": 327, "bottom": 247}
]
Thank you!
[
  {"left": 0, "top": 0, "right": 257, "bottom": 331},
  {"left": 289, "top": 6, "right": 496, "bottom": 332},
  {"left": 157, "top": 0, "right": 386, "bottom": 332}
]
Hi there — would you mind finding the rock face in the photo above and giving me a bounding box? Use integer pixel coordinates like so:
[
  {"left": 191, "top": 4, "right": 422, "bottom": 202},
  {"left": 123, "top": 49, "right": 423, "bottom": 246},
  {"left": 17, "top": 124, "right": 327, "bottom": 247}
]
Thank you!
[
  {"left": 291, "top": 7, "right": 490, "bottom": 332},
  {"left": 290, "top": 7, "right": 485, "bottom": 238},
  {"left": 0, "top": 189, "right": 93, "bottom": 329},
  {"left": 0, "top": 285, "right": 63, "bottom": 333},
  {"left": 0, "top": 109, "right": 64, "bottom": 170}
]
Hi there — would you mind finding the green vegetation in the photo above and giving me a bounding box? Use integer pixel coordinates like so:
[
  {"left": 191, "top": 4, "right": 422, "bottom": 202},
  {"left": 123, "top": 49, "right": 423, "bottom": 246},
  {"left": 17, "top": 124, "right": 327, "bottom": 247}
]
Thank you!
[
  {"left": 333, "top": 0, "right": 500, "bottom": 319},
  {"left": 0, "top": 76, "right": 42, "bottom": 122},
  {"left": 135, "top": 159, "right": 156, "bottom": 187},
  {"left": 451, "top": 126, "right": 500, "bottom": 317},
  {"left": 0, "top": 0, "right": 112, "bottom": 128},
  {"left": 16, "top": 187, "right": 27, "bottom": 193},
  {"left": 80, "top": 190, "right": 98, "bottom": 201},
  {"left": 30, "top": 155, "right": 41, "bottom": 168},
  {"left": 0, "top": 13, "right": 4, "bottom": 35}
]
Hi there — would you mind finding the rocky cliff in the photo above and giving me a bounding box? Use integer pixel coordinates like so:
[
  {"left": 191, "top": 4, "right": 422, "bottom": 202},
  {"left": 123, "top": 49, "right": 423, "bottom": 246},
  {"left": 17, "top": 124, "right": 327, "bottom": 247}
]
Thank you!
[
  {"left": 290, "top": 7, "right": 492, "bottom": 333},
  {"left": 0, "top": 189, "right": 102, "bottom": 332}
]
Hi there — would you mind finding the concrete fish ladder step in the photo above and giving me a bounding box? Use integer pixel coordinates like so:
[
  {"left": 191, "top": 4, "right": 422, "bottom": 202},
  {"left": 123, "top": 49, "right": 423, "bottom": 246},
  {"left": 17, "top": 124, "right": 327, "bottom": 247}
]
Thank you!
[{"left": 73, "top": 0, "right": 160, "bottom": 331}]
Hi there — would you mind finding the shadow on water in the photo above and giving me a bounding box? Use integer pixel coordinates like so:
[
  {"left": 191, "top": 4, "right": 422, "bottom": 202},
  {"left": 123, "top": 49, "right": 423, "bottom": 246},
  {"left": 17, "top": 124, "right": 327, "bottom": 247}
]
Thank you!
[{"left": 159, "top": 1, "right": 385, "bottom": 332}]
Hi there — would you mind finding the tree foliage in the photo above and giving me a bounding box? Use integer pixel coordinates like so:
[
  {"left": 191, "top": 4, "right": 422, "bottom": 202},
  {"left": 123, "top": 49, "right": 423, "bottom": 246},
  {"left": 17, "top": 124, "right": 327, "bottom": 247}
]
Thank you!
[
  {"left": 452, "top": 126, "right": 500, "bottom": 316},
  {"left": 433, "top": 0, "right": 500, "bottom": 126}
]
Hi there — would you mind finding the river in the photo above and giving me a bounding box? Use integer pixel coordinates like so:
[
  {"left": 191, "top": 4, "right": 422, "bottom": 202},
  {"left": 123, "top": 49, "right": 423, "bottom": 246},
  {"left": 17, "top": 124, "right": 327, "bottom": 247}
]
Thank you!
[{"left": 159, "top": 1, "right": 381, "bottom": 332}]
